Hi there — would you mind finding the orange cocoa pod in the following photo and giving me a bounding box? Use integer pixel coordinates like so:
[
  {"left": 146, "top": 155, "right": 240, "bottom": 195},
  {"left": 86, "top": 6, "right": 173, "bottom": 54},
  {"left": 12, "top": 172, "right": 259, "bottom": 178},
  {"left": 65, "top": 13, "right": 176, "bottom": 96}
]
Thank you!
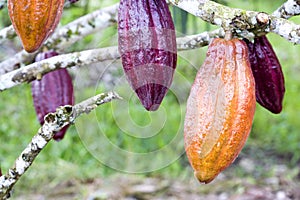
[
  {"left": 184, "top": 38, "right": 256, "bottom": 184},
  {"left": 8, "top": 0, "right": 64, "bottom": 52}
]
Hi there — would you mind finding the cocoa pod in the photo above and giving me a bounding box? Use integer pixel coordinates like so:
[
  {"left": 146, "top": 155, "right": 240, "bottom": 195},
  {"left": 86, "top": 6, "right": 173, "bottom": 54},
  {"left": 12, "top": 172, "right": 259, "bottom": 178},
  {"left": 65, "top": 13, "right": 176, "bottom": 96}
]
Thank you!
[
  {"left": 184, "top": 38, "right": 256, "bottom": 184},
  {"left": 244, "top": 36, "right": 285, "bottom": 114},
  {"left": 8, "top": 0, "right": 64, "bottom": 53},
  {"left": 118, "top": 0, "right": 177, "bottom": 111},
  {"left": 31, "top": 51, "right": 74, "bottom": 141}
]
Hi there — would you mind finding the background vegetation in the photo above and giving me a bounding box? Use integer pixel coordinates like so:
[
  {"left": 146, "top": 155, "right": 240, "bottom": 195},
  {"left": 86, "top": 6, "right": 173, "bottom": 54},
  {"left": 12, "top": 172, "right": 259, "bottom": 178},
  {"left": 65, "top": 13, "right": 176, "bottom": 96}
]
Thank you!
[{"left": 1, "top": 0, "right": 300, "bottom": 198}]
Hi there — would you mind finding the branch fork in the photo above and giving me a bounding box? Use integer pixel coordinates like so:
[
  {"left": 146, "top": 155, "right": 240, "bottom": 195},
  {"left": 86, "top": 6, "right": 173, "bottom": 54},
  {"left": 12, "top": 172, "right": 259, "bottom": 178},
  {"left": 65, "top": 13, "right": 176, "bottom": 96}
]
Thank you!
[{"left": 0, "top": 91, "right": 121, "bottom": 199}]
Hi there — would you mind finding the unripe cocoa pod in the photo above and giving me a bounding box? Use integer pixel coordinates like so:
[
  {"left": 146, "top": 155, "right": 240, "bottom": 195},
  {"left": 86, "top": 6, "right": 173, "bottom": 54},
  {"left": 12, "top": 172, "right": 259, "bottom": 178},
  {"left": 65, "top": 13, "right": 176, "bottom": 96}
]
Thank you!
[
  {"left": 184, "top": 38, "right": 256, "bottom": 184},
  {"left": 118, "top": 0, "right": 177, "bottom": 111},
  {"left": 244, "top": 36, "right": 285, "bottom": 114},
  {"left": 31, "top": 51, "right": 74, "bottom": 141},
  {"left": 8, "top": 0, "right": 64, "bottom": 53}
]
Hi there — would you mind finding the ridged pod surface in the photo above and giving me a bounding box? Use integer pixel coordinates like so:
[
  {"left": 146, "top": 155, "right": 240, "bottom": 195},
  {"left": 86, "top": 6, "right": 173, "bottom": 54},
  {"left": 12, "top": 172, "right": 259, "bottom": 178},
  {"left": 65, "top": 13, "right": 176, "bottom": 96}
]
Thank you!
[
  {"left": 8, "top": 0, "right": 64, "bottom": 52},
  {"left": 118, "top": 0, "right": 177, "bottom": 111},
  {"left": 31, "top": 51, "right": 74, "bottom": 141},
  {"left": 184, "top": 38, "right": 256, "bottom": 184},
  {"left": 244, "top": 36, "right": 285, "bottom": 114}
]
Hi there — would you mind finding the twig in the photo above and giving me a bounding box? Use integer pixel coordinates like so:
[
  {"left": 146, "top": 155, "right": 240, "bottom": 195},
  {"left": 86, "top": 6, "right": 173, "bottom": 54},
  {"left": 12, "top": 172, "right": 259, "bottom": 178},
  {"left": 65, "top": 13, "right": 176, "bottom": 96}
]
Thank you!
[
  {"left": 2, "top": 0, "right": 300, "bottom": 75},
  {"left": 0, "top": 91, "right": 121, "bottom": 199},
  {"left": 172, "top": 0, "right": 300, "bottom": 42},
  {"left": 1, "top": 0, "right": 300, "bottom": 75},
  {"left": 44, "top": 3, "right": 118, "bottom": 50},
  {"left": 168, "top": 0, "right": 300, "bottom": 43},
  {"left": 2, "top": 0, "right": 300, "bottom": 91},
  {"left": 0, "top": 3, "right": 119, "bottom": 75},
  {"left": 0, "top": 47, "right": 119, "bottom": 91},
  {"left": 0, "top": 0, "right": 6, "bottom": 10},
  {"left": 272, "top": 0, "right": 300, "bottom": 19},
  {"left": 176, "top": 29, "right": 224, "bottom": 50},
  {"left": 0, "top": 32, "right": 223, "bottom": 91},
  {"left": 0, "top": 26, "right": 15, "bottom": 43}
]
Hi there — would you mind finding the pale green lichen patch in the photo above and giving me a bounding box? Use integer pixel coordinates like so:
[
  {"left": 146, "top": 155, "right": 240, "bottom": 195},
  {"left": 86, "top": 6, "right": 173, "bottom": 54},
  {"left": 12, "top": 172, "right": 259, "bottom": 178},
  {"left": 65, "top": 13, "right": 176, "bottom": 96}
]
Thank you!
[
  {"left": 12, "top": 71, "right": 35, "bottom": 83},
  {"left": 11, "top": 72, "right": 27, "bottom": 83},
  {"left": 64, "top": 105, "right": 73, "bottom": 115},
  {"left": 95, "top": 93, "right": 110, "bottom": 105},
  {"left": 88, "top": 20, "right": 96, "bottom": 28},
  {"left": 54, "top": 61, "right": 62, "bottom": 69},
  {"left": 54, "top": 106, "right": 74, "bottom": 128},
  {"left": 44, "top": 113, "right": 56, "bottom": 124},
  {"left": 198, "top": 1, "right": 272, "bottom": 33},
  {"left": 66, "top": 29, "right": 73, "bottom": 38}
]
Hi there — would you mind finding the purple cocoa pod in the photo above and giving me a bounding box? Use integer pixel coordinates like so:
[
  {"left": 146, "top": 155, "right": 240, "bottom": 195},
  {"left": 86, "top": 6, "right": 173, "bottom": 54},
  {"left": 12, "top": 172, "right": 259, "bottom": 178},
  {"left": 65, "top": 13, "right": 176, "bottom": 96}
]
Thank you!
[
  {"left": 68, "top": 0, "right": 79, "bottom": 3},
  {"left": 244, "top": 36, "right": 285, "bottom": 114},
  {"left": 118, "top": 0, "right": 177, "bottom": 111},
  {"left": 31, "top": 50, "right": 74, "bottom": 141}
]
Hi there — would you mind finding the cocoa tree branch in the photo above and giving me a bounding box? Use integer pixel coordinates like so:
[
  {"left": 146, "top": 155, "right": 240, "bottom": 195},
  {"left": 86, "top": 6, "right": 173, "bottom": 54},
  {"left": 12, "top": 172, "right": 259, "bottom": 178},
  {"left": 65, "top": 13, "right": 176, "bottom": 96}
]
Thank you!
[
  {"left": 0, "top": 47, "right": 120, "bottom": 91},
  {"left": 0, "top": 26, "right": 15, "bottom": 42},
  {"left": 2, "top": 0, "right": 298, "bottom": 43},
  {"left": 44, "top": 3, "right": 118, "bottom": 50},
  {"left": 168, "top": 0, "right": 300, "bottom": 43},
  {"left": 0, "top": 91, "right": 121, "bottom": 199},
  {"left": 2, "top": 0, "right": 300, "bottom": 90},
  {"left": 0, "top": 0, "right": 6, "bottom": 10},
  {"left": 1, "top": 0, "right": 300, "bottom": 75},
  {"left": 273, "top": 0, "right": 300, "bottom": 18},
  {"left": 176, "top": 29, "right": 224, "bottom": 50},
  {"left": 171, "top": 0, "right": 300, "bottom": 42},
  {"left": 0, "top": 3, "right": 119, "bottom": 75},
  {"left": 0, "top": 32, "right": 222, "bottom": 91}
]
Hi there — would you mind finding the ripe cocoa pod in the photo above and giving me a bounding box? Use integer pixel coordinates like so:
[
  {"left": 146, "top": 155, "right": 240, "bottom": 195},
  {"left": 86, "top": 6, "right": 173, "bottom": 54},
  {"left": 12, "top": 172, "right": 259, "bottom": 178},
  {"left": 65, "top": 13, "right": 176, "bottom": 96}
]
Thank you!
[
  {"left": 8, "top": 0, "right": 64, "bottom": 53},
  {"left": 118, "top": 0, "right": 177, "bottom": 111},
  {"left": 184, "top": 38, "right": 256, "bottom": 184},
  {"left": 244, "top": 36, "right": 285, "bottom": 114},
  {"left": 31, "top": 51, "right": 74, "bottom": 141}
]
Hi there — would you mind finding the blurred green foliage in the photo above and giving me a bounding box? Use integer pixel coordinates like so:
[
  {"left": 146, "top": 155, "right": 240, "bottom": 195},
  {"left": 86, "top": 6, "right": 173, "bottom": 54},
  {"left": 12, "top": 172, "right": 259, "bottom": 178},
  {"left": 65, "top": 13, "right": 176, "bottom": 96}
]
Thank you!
[{"left": 0, "top": 0, "right": 300, "bottom": 195}]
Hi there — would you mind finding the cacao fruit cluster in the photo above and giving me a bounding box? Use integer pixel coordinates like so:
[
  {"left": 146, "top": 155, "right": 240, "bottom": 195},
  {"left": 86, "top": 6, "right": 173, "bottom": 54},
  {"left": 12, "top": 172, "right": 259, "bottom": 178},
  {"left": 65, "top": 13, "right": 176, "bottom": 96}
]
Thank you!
[
  {"left": 184, "top": 37, "right": 256, "bottom": 184},
  {"left": 8, "top": 0, "right": 64, "bottom": 52},
  {"left": 31, "top": 51, "right": 74, "bottom": 141},
  {"left": 118, "top": 0, "right": 177, "bottom": 111},
  {"left": 244, "top": 36, "right": 285, "bottom": 114}
]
